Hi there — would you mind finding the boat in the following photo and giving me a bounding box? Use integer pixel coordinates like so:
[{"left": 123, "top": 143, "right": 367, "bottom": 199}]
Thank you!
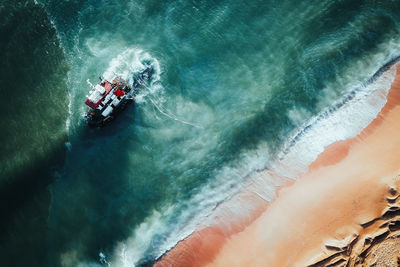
[{"left": 85, "top": 65, "right": 153, "bottom": 127}]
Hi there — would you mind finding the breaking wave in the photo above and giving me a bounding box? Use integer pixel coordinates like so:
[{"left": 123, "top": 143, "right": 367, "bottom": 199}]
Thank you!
[{"left": 274, "top": 58, "right": 398, "bottom": 177}]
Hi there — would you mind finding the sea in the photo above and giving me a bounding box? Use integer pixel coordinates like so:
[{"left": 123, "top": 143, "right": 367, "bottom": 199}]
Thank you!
[{"left": 1, "top": 0, "right": 400, "bottom": 266}]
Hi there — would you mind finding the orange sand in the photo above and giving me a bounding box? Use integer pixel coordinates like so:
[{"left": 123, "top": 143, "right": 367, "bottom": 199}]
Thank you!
[{"left": 157, "top": 64, "right": 400, "bottom": 267}]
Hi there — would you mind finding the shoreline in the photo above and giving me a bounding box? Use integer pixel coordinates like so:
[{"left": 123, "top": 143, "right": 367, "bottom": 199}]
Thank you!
[
  {"left": 205, "top": 63, "right": 400, "bottom": 266},
  {"left": 155, "top": 61, "right": 400, "bottom": 267}
]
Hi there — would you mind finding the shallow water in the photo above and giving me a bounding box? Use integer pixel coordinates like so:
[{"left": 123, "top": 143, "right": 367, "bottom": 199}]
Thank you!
[{"left": 2, "top": 0, "right": 400, "bottom": 266}]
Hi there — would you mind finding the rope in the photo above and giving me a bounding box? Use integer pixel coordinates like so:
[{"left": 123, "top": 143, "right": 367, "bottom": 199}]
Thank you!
[
  {"left": 134, "top": 72, "right": 204, "bottom": 129},
  {"left": 147, "top": 97, "right": 203, "bottom": 129}
]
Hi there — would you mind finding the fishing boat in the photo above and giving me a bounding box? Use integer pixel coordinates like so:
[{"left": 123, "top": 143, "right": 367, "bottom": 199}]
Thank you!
[{"left": 85, "top": 65, "right": 153, "bottom": 127}]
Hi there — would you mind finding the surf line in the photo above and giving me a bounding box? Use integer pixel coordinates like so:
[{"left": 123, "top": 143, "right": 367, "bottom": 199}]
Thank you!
[{"left": 138, "top": 81, "right": 203, "bottom": 129}]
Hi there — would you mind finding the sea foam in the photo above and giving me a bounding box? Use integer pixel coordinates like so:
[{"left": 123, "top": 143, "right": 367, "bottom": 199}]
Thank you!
[{"left": 273, "top": 65, "right": 396, "bottom": 178}]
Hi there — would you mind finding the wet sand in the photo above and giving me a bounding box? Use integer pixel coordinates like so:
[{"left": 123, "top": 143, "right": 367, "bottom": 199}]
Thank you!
[{"left": 157, "top": 64, "right": 400, "bottom": 267}]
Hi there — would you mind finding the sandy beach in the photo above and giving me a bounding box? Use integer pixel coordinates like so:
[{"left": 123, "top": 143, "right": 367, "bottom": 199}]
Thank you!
[{"left": 157, "top": 64, "right": 400, "bottom": 267}]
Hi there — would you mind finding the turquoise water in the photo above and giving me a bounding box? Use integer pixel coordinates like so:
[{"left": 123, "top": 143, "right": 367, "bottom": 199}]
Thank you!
[{"left": 2, "top": 0, "right": 400, "bottom": 266}]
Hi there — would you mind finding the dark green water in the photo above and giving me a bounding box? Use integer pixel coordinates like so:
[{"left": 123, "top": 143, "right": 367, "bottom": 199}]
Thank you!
[{"left": 1, "top": 0, "right": 400, "bottom": 266}]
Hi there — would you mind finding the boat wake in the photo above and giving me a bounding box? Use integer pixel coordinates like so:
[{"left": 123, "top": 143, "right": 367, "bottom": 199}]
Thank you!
[
  {"left": 103, "top": 48, "right": 203, "bottom": 129},
  {"left": 102, "top": 48, "right": 162, "bottom": 102}
]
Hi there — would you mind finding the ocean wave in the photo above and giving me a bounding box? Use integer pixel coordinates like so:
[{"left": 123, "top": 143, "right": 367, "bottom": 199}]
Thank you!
[{"left": 275, "top": 57, "right": 397, "bottom": 177}]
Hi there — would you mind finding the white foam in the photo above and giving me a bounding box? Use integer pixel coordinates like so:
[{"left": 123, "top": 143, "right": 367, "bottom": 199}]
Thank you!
[
  {"left": 103, "top": 48, "right": 161, "bottom": 85},
  {"left": 100, "top": 47, "right": 165, "bottom": 106},
  {"left": 110, "top": 208, "right": 173, "bottom": 267},
  {"left": 65, "top": 81, "right": 73, "bottom": 133},
  {"left": 273, "top": 66, "right": 396, "bottom": 178}
]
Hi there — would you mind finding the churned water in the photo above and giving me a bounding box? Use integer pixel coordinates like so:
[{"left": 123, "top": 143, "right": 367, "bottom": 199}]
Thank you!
[{"left": 2, "top": 0, "right": 400, "bottom": 266}]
